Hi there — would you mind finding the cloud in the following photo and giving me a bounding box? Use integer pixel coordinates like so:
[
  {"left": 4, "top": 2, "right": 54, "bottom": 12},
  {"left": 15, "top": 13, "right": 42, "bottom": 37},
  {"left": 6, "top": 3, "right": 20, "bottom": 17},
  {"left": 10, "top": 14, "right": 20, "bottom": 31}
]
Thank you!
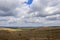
[
  {"left": 46, "top": 15, "right": 58, "bottom": 20},
  {"left": 0, "top": 0, "right": 19, "bottom": 16},
  {"left": 0, "top": 0, "right": 60, "bottom": 27},
  {"left": 23, "top": 0, "right": 60, "bottom": 26}
]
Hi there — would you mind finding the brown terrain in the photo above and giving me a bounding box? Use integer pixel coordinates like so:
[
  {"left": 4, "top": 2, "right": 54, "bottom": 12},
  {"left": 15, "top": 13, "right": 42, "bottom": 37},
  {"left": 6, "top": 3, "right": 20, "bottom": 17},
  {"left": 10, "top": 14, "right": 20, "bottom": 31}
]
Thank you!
[{"left": 0, "top": 26, "right": 60, "bottom": 40}]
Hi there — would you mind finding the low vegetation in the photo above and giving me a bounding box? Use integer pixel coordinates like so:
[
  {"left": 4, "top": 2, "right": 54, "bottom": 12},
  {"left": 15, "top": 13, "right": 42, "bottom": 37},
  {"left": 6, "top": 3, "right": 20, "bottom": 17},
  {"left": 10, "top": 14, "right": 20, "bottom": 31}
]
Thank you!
[{"left": 0, "top": 26, "right": 60, "bottom": 40}]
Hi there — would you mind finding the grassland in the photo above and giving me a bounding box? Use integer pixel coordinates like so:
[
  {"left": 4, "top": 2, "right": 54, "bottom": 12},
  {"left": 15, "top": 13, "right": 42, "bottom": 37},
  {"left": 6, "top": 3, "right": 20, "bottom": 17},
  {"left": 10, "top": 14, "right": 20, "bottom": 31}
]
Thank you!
[{"left": 0, "top": 26, "right": 60, "bottom": 40}]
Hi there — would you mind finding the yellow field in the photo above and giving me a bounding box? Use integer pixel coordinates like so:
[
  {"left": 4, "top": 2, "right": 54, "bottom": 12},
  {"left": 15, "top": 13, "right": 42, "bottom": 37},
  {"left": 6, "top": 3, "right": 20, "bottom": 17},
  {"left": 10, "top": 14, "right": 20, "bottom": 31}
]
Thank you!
[{"left": 0, "top": 28, "right": 23, "bottom": 31}]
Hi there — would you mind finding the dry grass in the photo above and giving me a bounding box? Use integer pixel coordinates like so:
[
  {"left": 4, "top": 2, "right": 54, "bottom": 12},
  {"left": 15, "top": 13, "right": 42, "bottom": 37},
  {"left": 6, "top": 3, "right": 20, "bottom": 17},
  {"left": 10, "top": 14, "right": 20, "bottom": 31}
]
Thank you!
[
  {"left": 0, "top": 27, "right": 60, "bottom": 40},
  {"left": 0, "top": 28, "right": 22, "bottom": 31}
]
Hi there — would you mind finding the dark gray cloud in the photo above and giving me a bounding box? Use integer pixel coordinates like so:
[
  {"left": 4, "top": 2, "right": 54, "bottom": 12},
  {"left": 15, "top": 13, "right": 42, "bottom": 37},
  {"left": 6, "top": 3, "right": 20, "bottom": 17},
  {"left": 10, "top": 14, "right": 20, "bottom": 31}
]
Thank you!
[{"left": 0, "top": 0, "right": 19, "bottom": 16}]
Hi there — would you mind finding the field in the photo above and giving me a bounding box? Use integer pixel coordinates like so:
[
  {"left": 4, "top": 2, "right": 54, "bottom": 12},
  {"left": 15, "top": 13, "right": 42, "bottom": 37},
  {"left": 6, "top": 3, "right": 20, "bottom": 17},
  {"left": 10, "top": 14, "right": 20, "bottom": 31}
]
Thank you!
[{"left": 0, "top": 26, "right": 60, "bottom": 40}]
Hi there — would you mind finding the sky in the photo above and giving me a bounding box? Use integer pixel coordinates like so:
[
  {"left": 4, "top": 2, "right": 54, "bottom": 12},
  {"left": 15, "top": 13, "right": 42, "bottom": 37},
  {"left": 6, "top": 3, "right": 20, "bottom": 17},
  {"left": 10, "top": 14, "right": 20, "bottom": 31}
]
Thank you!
[
  {"left": 0, "top": 0, "right": 60, "bottom": 27},
  {"left": 24, "top": 0, "right": 33, "bottom": 5}
]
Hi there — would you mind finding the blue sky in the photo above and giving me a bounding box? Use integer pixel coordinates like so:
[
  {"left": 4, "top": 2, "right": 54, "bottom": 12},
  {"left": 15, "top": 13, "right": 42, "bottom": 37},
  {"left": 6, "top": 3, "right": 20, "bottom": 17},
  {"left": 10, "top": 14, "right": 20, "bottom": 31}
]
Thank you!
[
  {"left": 0, "top": 0, "right": 59, "bottom": 27},
  {"left": 24, "top": 0, "right": 33, "bottom": 5}
]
